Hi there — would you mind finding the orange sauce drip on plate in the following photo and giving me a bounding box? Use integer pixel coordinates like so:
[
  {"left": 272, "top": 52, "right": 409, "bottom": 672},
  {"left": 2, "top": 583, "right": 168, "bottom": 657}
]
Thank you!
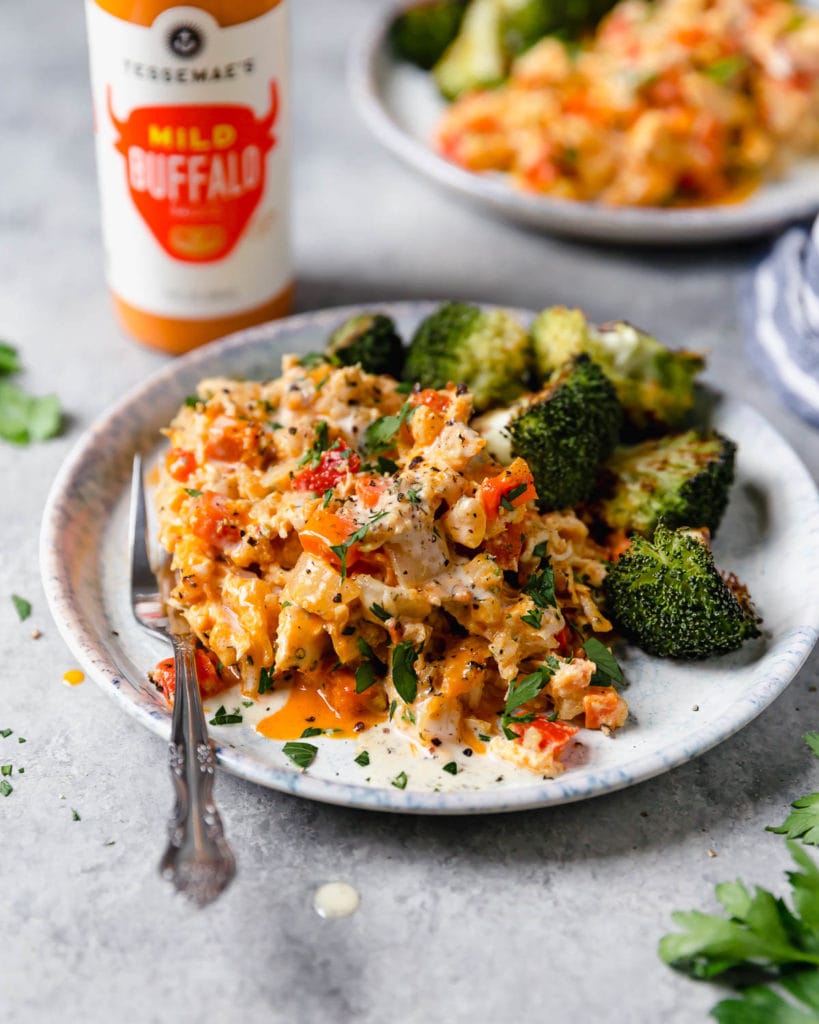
[
  {"left": 62, "top": 670, "right": 85, "bottom": 686},
  {"left": 257, "top": 675, "right": 386, "bottom": 741}
]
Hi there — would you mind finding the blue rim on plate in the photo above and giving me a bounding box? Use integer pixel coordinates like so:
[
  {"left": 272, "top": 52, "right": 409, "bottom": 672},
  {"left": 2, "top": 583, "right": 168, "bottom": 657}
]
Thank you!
[
  {"left": 349, "top": 1, "right": 819, "bottom": 246},
  {"left": 40, "top": 302, "right": 819, "bottom": 814}
]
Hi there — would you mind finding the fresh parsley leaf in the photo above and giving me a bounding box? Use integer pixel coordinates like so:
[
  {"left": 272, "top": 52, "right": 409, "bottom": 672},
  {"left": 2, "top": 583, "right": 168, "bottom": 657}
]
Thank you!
[
  {"left": 768, "top": 794, "right": 819, "bottom": 847},
  {"left": 391, "top": 771, "right": 408, "bottom": 790},
  {"left": 322, "top": 488, "right": 334, "bottom": 508},
  {"left": 583, "top": 638, "right": 623, "bottom": 686},
  {"left": 282, "top": 741, "right": 317, "bottom": 770},
  {"left": 355, "top": 661, "right": 377, "bottom": 694},
  {"left": 406, "top": 489, "right": 421, "bottom": 505},
  {"left": 370, "top": 603, "right": 391, "bottom": 622},
  {"left": 388, "top": 699, "right": 397, "bottom": 721},
  {"left": 11, "top": 595, "right": 31, "bottom": 621},
  {"left": 330, "top": 513, "right": 388, "bottom": 582},
  {"left": 501, "top": 658, "right": 559, "bottom": 739},
  {"left": 374, "top": 456, "right": 399, "bottom": 475},
  {"left": 0, "top": 342, "right": 20, "bottom": 375},
  {"left": 0, "top": 780, "right": 12, "bottom": 797},
  {"left": 0, "top": 729, "right": 11, "bottom": 738},
  {"left": 712, "top": 972, "right": 819, "bottom": 1024},
  {"left": 805, "top": 733, "right": 819, "bottom": 760},
  {"left": 532, "top": 540, "right": 549, "bottom": 560},
  {"left": 402, "top": 706, "right": 416, "bottom": 724},
  {"left": 500, "top": 482, "right": 528, "bottom": 512},
  {"left": 659, "top": 843, "right": 819, "bottom": 979},
  {"left": 300, "top": 727, "right": 324, "bottom": 739},
  {"left": 208, "top": 705, "right": 242, "bottom": 726},
  {"left": 184, "top": 395, "right": 200, "bottom": 408},
  {"left": 298, "top": 420, "right": 331, "bottom": 467},
  {"left": 0, "top": 381, "right": 61, "bottom": 445},
  {"left": 71, "top": 808, "right": 81, "bottom": 821},
  {"left": 478, "top": 733, "right": 491, "bottom": 743},
  {"left": 0, "top": 765, "right": 11, "bottom": 777},
  {"left": 443, "top": 762, "right": 458, "bottom": 775},
  {"left": 184, "top": 488, "right": 202, "bottom": 498},
  {"left": 521, "top": 608, "right": 543, "bottom": 629},
  {"left": 704, "top": 55, "right": 748, "bottom": 84},
  {"left": 354, "top": 751, "right": 370, "bottom": 767},
  {"left": 523, "top": 562, "right": 556, "bottom": 610},
  {"left": 258, "top": 667, "right": 274, "bottom": 694},
  {"left": 392, "top": 641, "right": 419, "bottom": 704},
  {"left": 362, "top": 402, "right": 414, "bottom": 454}
]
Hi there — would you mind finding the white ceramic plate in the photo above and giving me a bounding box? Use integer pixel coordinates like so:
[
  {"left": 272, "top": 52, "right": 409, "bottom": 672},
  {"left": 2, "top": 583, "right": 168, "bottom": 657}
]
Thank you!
[
  {"left": 41, "top": 302, "right": 819, "bottom": 814},
  {"left": 350, "top": 3, "right": 819, "bottom": 245}
]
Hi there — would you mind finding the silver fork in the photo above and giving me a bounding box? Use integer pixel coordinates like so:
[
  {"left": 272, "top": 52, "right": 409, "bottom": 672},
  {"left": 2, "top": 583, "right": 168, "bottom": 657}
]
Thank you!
[{"left": 129, "top": 454, "right": 236, "bottom": 906}]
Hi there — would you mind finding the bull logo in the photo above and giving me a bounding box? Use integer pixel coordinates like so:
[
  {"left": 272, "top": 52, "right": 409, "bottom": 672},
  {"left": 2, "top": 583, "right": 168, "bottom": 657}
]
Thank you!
[{"left": 107, "top": 83, "right": 279, "bottom": 263}]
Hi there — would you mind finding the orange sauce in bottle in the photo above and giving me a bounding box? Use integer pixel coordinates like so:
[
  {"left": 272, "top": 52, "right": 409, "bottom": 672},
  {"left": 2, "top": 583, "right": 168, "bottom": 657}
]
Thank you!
[{"left": 85, "top": 0, "right": 292, "bottom": 353}]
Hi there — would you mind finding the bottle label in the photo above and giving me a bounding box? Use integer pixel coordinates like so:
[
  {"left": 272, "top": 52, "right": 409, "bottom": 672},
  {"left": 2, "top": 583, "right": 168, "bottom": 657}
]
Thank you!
[{"left": 86, "top": 3, "right": 290, "bottom": 319}]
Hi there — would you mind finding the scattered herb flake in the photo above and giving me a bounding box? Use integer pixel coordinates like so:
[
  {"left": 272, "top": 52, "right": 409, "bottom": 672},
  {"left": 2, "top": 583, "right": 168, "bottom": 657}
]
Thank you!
[
  {"left": 354, "top": 751, "right": 370, "bottom": 767},
  {"left": 0, "top": 342, "right": 21, "bottom": 375},
  {"left": 208, "top": 705, "right": 243, "bottom": 726},
  {"left": 501, "top": 658, "right": 559, "bottom": 739},
  {"left": 0, "top": 381, "right": 61, "bottom": 445},
  {"left": 521, "top": 608, "right": 543, "bottom": 629},
  {"left": 443, "top": 762, "right": 458, "bottom": 775},
  {"left": 583, "top": 637, "right": 623, "bottom": 686},
  {"left": 406, "top": 488, "right": 421, "bottom": 505},
  {"left": 371, "top": 602, "right": 391, "bottom": 622},
  {"left": 355, "top": 661, "right": 377, "bottom": 694},
  {"left": 392, "top": 641, "right": 419, "bottom": 704},
  {"left": 71, "top": 808, "right": 81, "bottom": 821},
  {"left": 388, "top": 699, "right": 397, "bottom": 721},
  {"left": 322, "top": 488, "right": 334, "bottom": 508},
  {"left": 282, "top": 741, "right": 317, "bottom": 770},
  {"left": 300, "top": 727, "right": 324, "bottom": 739},
  {"left": 391, "top": 771, "right": 408, "bottom": 790},
  {"left": 184, "top": 395, "right": 200, "bottom": 408},
  {"left": 523, "top": 562, "right": 556, "bottom": 610},
  {"left": 258, "top": 667, "right": 274, "bottom": 694},
  {"left": 0, "top": 729, "right": 11, "bottom": 738},
  {"left": 362, "top": 402, "right": 414, "bottom": 455},
  {"left": 298, "top": 420, "right": 331, "bottom": 468},
  {"left": 0, "top": 764, "right": 11, "bottom": 776},
  {"left": 478, "top": 733, "right": 491, "bottom": 743},
  {"left": 0, "top": 780, "right": 12, "bottom": 797},
  {"left": 17, "top": 737, "right": 24, "bottom": 744},
  {"left": 532, "top": 540, "right": 549, "bottom": 560},
  {"left": 11, "top": 595, "right": 31, "bottom": 621},
  {"left": 184, "top": 488, "right": 202, "bottom": 498}
]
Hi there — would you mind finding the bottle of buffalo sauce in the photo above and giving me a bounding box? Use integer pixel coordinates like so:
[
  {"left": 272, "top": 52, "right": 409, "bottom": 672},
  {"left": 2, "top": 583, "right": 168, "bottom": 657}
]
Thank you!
[{"left": 85, "top": 1, "right": 292, "bottom": 354}]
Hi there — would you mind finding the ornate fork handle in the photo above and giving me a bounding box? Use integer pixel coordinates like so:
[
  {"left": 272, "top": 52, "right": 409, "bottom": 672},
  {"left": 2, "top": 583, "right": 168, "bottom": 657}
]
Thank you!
[{"left": 159, "top": 630, "right": 236, "bottom": 905}]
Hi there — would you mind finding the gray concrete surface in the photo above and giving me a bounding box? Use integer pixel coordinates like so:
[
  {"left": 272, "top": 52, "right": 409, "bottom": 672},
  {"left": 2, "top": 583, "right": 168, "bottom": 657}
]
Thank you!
[{"left": 2, "top": 2, "right": 819, "bottom": 1022}]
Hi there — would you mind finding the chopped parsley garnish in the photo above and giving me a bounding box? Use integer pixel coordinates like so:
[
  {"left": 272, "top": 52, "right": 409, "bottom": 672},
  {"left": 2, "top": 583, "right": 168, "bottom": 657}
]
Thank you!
[
  {"left": 0, "top": 381, "right": 61, "bottom": 445},
  {"left": 523, "top": 561, "right": 556, "bottom": 610},
  {"left": 402, "top": 706, "right": 416, "bottom": 725},
  {"left": 704, "top": 54, "right": 748, "bottom": 84},
  {"left": 258, "top": 667, "right": 274, "bottom": 694},
  {"left": 370, "top": 603, "right": 391, "bottom": 622},
  {"left": 375, "top": 455, "right": 400, "bottom": 475},
  {"left": 0, "top": 780, "right": 12, "bottom": 797},
  {"left": 11, "top": 595, "right": 31, "bottom": 621},
  {"left": 71, "top": 808, "right": 81, "bottom": 821},
  {"left": 388, "top": 699, "right": 397, "bottom": 721},
  {"left": 500, "top": 482, "right": 528, "bottom": 512},
  {"left": 355, "top": 661, "right": 377, "bottom": 694},
  {"left": 300, "top": 727, "right": 324, "bottom": 739},
  {"left": 406, "top": 488, "right": 421, "bottom": 505},
  {"left": 298, "top": 352, "right": 335, "bottom": 368},
  {"left": 391, "top": 641, "right": 419, "bottom": 704},
  {"left": 282, "top": 741, "right": 317, "bottom": 769},
  {"left": 582, "top": 637, "right": 623, "bottom": 687},
  {"left": 208, "top": 705, "right": 243, "bottom": 726},
  {"left": 443, "top": 762, "right": 458, "bottom": 775},
  {"left": 532, "top": 541, "right": 549, "bottom": 560},
  {"left": 17, "top": 737, "right": 25, "bottom": 744},
  {"left": 298, "top": 420, "right": 331, "bottom": 468},
  {"left": 184, "top": 488, "right": 202, "bottom": 498},
  {"left": 391, "top": 771, "right": 408, "bottom": 790},
  {"left": 501, "top": 658, "right": 559, "bottom": 739},
  {"left": 362, "top": 402, "right": 414, "bottom": 455},
  {"left": 322, "top": 488, "right": 334, "bottom": 508},
  {"left": 184, "top": 395, "right": 200, "bottom": 408},
  {"left": 0, "top": 729, "right": 11, "bottom": 739},
  {"left": 478, "top": 733, "right": 491, "bottom": 743},
  {"left": 330, "top": 512, "right": 388, "bottom": 582},
  {"left": 354, "top": 751, "right": 370, "bottom": 767},
  {"left": 1, "top": 765, "right": 11, "bottom": 776},
  {"left": 520, "top": 608, "right": 543, "bottom": 629}
]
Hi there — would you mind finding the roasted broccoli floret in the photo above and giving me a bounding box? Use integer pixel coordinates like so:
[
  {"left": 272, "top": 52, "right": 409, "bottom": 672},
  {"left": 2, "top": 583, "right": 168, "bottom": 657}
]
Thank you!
[
  {"left": 390, "top": 0, "right": 468, "bottom": 70},
  {"left": 500, "top": 0, "right": 618, "bottom": 55},
  {"left": 594, "top": 430, "right": 736, "bottom": 539},
  {"left": 327, "top": 313, "right": 405, "bottom": 377},
  {"left": 403, "top": 301, "right": 530, "bottom": 411},
  {"left": 433, "top": 0, "right": 507, "bottom": 100},
  {"left": 506, "top": 355, "right": 622, "bottom": 510},
  {"left": 530, "top": 307, "right": 705, "bottom": 432},
  {"left": 604, "top": 525, "right": 760, "bottom": 659}
]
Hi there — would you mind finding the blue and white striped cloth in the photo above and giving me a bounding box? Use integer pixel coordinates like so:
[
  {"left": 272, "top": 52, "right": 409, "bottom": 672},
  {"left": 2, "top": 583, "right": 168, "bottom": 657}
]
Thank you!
[{"left": 745, "top": 218, "right": 819, "bottom": 426}]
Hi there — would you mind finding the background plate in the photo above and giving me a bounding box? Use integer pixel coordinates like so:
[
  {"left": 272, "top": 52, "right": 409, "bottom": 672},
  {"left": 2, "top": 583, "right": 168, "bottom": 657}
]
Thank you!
[
  {"left": 41, "top": 302, "right": 819, "bottom": 813},
  {"left": 350, "top": 2, "right": 819, "bottom": 245}
]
